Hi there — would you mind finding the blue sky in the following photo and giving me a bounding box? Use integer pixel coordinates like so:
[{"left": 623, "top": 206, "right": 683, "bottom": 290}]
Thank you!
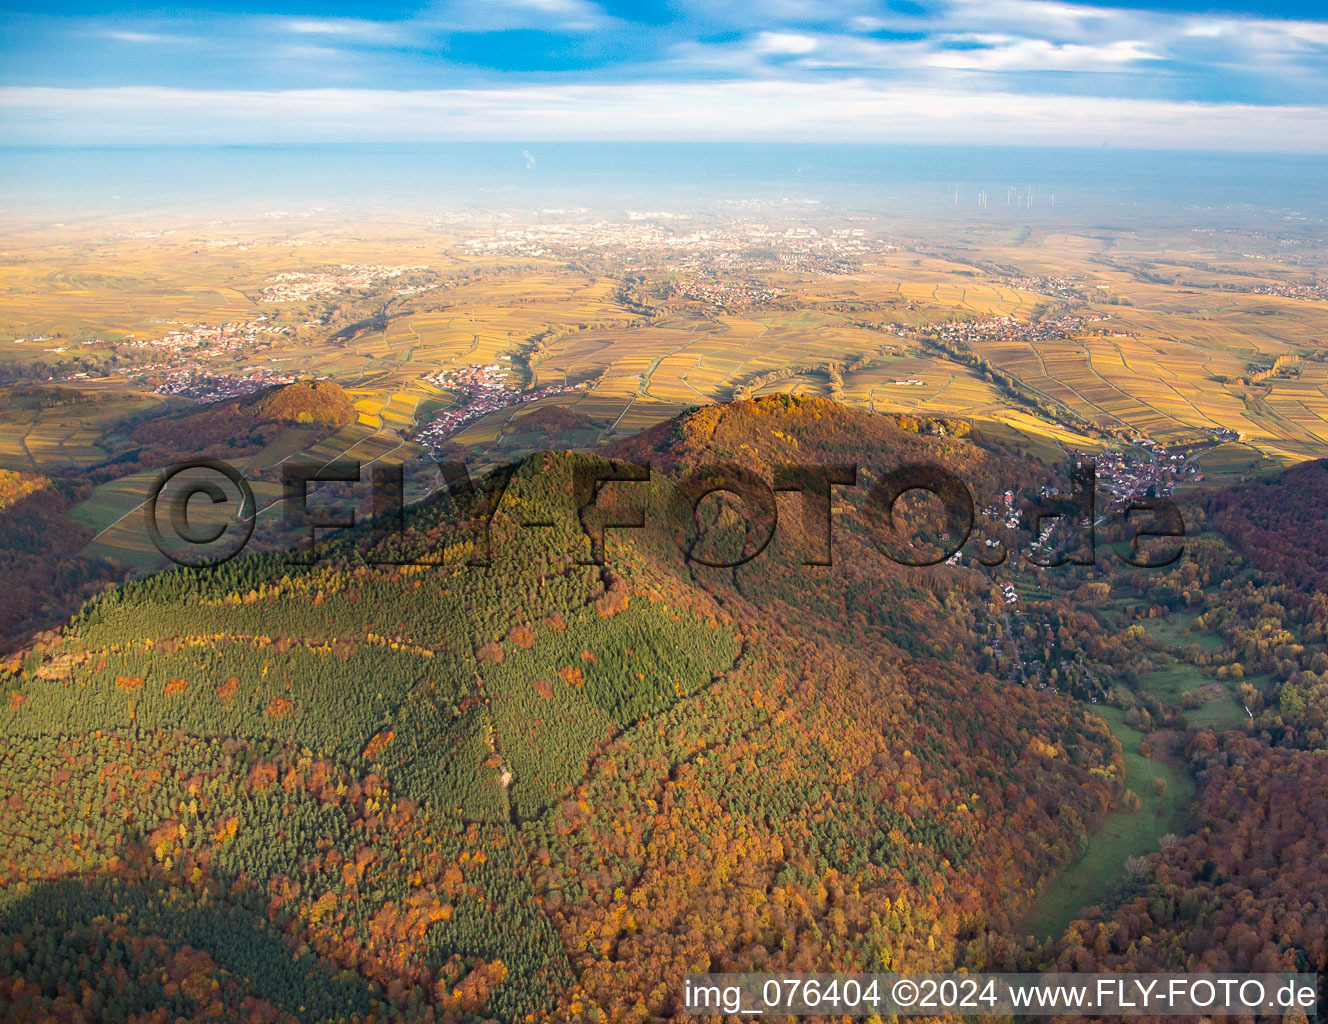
[{"left": 2, "top": 0, "right": 1327, "bottom": 149}]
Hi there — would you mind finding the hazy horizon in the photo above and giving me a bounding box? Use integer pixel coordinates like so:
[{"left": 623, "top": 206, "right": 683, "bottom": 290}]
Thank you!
[{"left": 4, "top": 142, "right": 1326, "bottom": 227}]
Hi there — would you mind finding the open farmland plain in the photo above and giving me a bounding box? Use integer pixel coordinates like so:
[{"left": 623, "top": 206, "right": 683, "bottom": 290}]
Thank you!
[{"left": 2, "top": 206, "right": 1327, "bottom": 569}]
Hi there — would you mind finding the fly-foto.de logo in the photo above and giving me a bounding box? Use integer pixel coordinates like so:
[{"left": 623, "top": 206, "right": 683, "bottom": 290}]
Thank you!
[{"left": 142, "top": 456, "right": 1185, "bottom": 570}]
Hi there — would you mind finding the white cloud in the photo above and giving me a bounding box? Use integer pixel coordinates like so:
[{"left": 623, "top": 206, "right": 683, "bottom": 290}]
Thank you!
[
  {"left": 924, "top": 35, "right": 1162, "bottom": 71},
  {"left": 278, "top": 45, "right": 346, "bottom": 60},
  {"left": 280, "top": 18, "right": 402, "bottom": 42},
  {"left": 660, "top": 1, "right": 1328, "bottom": 97},
  {"left": 847, "top": 16, "right": 891, "bottom": 33},
  {"left": 1182, "top": 23, "right": 1230, "bottom": 40},
  {"left": 751, "top": 32, "right": 819, "bottom": 56},
  {"left": 677, "top": 28, "right": 1163, "bottom": 78},
  {"left": 1181, "top": 15, "right": 1328, "bottom": 49},
  {"left": 2, "top": 82, "right": 1325, "bottom": 152},
  {"left": 99, "top": 30, "right": 194, "bottom": 45},
  {"left": 922, "top": 1, "right": 1328, "bottom": 78},
  {"left": 936, "top": 0, "right": 1129, "bottom": 42}
]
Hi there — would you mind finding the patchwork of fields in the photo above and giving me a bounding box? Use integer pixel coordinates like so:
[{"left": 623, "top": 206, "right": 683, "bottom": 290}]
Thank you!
[{"left": 2, "top": 211, "right": 1326, "bottom": 570}]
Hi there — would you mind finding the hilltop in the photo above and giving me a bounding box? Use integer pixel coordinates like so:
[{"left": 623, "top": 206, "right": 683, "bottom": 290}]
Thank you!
[
  {"left": 129, "top": 379, "right": 354, "bottom": 453},
  {"left": 246, "top": 379, "right": 357, "bottom": 426},
  {"left": 503, "top": 404, "right": 604, "bottom": 437}
]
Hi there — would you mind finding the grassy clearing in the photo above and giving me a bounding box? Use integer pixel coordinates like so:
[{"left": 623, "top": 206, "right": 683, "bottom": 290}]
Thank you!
[
  {"left": 1139, "top": 658, "right": 1246, "bottom": 730},
  {"left": 1185, "top": 693, "right": 1249, "bottom": 730},
  {"left": 1129, "top": 611, "right": 1246, "bottom": 728},
  {"left": 1021, "top": 705, "right": 1194, "bottom": 942},
  {"left": 1140, "top": 610, "right": 1221, "bottom": 653}
]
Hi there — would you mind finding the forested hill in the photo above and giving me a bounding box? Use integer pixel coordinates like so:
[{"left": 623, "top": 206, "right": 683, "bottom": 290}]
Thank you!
[
  {"left": 2, "top": 397, "right": 1123, "bottom": 1023},
  {"left": 1206, "top": 457, "right": 1328, "bottom": 595}
]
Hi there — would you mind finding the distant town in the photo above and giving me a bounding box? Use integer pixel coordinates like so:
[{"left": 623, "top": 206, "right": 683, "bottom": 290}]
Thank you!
[
  {"left": 151, "top": 368, "right": 301, "bottom": 401},
  {"left": 414, "top": 363, "right": 587, "bottom": 453},
  {"left": 923, "top": 312, "right": 1116, "bottom": 348},
  {"left": 259, "top": 264, "right": 433, "bottom": 303},
  {"left": 460, "top": 216, "right": 895, "bottom": 281}
]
